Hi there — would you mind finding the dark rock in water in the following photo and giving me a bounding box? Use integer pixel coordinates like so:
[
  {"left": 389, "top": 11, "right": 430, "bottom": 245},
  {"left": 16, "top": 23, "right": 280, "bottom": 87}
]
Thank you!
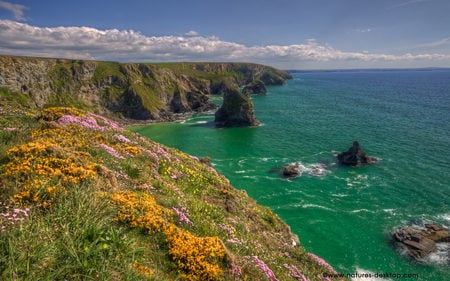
[
  {"left": 242, "top": 79, "right": 267, "bottom": 95},
  {"left": 337, "top": 141, "right": 377, "bottom": 166},
  {"left": 282, "top": 162, "right": 302, "bottom": 177},
  {"left": 214, "top": 88, "right": 260, "bottom": 127},
  {"left": 392, "top": 223, "right": 450, "bottom": 260}
]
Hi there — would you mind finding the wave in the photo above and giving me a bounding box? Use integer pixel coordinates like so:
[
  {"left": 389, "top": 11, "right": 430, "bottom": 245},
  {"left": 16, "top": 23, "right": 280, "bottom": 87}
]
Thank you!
[
  {"left": 350, "top": 209, "right": 375, "bottom": 214},
  {"left": 420, "top": 242, "right": 450, "bottom": 266},
  {"left": 301, "top": 203, "right": 335, "bottom": 212}
]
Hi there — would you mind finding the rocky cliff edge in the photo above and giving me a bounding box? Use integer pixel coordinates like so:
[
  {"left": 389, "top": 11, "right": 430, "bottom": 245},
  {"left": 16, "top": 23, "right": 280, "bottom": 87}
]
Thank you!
[{"left": 0, "top": 55, "right": 292, "bottom": 122}]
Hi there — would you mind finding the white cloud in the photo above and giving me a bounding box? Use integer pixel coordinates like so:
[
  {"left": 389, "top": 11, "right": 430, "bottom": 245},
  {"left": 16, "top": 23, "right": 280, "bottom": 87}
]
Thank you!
[
  {"left": 0, "top": 1, "right": 27, "bottom": 21},
  {"left": 0, "top": 20, "right": 448, "bottom": 69},
  {"left": 416, "top": 37, "right": 450, "bottom": 48},
  {"left": 388, "top": 0, "right": 430, "bottom": 10},
  {"left": 185, "top": 30, "right": 200, "bottom": 36}
]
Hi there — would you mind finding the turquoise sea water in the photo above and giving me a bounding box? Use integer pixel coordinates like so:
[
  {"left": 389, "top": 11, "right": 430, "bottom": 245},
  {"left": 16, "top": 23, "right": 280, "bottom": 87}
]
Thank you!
[{"left": 135, "top": 70, "right": 450, "bottom": 280}]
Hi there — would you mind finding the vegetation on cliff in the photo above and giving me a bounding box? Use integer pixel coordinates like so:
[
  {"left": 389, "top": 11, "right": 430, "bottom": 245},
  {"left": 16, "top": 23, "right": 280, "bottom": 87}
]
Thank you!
[
  {"left": 0, "top": 93, "right": 345, "bottom": 280},
  {"left": 0, "top": 55, "right": 291, "bottom": 122}
]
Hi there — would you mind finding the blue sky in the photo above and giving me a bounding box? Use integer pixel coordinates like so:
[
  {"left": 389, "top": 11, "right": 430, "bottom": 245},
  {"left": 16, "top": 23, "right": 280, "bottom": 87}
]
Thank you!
[{"left": 1, "top": 0, "right": 449, "bottom": 69}]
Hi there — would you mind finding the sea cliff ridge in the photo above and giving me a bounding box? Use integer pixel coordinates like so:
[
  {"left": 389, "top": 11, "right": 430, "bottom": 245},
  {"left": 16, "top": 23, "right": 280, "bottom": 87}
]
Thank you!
[{"left": 0, "top": 55, "right": 348, "bottom": 280}]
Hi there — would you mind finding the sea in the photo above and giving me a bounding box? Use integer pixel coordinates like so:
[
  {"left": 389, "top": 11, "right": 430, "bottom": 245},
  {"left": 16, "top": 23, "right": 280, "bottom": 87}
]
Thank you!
[{"left": 134, "top": 69, "right": 450, "bottom": 280}]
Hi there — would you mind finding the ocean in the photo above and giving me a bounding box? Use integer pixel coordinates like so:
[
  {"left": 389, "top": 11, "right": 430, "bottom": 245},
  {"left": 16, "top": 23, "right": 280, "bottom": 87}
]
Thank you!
[{"left": 134, "top": 69, "right": 450, "bottom": 280}]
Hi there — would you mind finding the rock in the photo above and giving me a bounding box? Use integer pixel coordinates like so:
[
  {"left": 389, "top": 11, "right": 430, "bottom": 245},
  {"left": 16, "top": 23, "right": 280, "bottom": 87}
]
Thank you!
[
  {"left": 242, "top": 79, "right": 267, "bottom": 95},
  {"left": 392, "top": 223, "right": 450, "bottom": 260},
  {"left": 282, "top": 162, "right": 302, "bottom": 177},
  {"left": 214, "top": 88, "right": 260, "bottom": 127},
  {"left": 337, "top": 141, "right": 377, "bottom": 166}
]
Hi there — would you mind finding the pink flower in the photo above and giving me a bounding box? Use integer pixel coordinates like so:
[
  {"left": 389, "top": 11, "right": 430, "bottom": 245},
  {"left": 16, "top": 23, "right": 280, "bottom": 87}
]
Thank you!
[
  {"left": 97, "top": 143, "right": 125, "bottom": 159},
  {"left": 283, "top": 264, "right": 310, "bottom": 281},
  {"left": 113, "top": 134, "right": 132, "bottom": 143},
  {"left": 252, "top": 256, "right": 279, "bottom": 281},
  {"left": 307, "top": 253, "right": 337, "bottom": 274},
  {"left": 172, "top": 207, "right": 194, "bottom": 226}
]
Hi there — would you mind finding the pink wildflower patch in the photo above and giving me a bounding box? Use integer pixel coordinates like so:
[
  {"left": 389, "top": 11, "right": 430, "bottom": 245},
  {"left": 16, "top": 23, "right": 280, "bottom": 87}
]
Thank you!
[
  {"left": 226, "top": 238, "right": 243, "bottom": 244},
  {"left": 3, "top": 127, "right": 18, "bottom": 131},
  {"left": 218, "top": 223, "right": 235, "bottom": 236},
  {"left": 283, "top": 264, "right": 310, "bottom": 281},
  {"left": 97, "top": 143, "right": 125, "bottom": 159},
  {"left": 58, "top": 113, "right": 123, "bottom": 131},
  {"left": 307, "top": 253, "right": 337, "bottom": 274},
  {"left": 113, "top": 134, "right": 134, "bottom": 144},
  {"left": 58, "top": 115, "right": 103, "bottom": 130},
  {"left": 172, "top": 207, "right": 194, "bottom": 226},
  {"left": 89, "top": 113, "right": 123, "bottom": 130},
  {"left": 0, "top": 202, "right": 30, "bottom": 232},
  {"left": 250, "top": 256, "right": 279, "bottom": 281}
]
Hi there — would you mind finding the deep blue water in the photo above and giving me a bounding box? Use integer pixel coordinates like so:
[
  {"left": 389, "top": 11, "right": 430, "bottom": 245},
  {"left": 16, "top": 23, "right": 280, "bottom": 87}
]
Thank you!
[{"left": 135, "top": 69, "right": 450, "bottom": 280}]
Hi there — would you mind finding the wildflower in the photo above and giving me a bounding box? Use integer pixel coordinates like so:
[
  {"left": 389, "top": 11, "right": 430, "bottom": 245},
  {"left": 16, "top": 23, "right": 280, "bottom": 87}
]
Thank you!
[
  {"left": 172, "top": 207, "right": 194, "bottom": 226},
  {"left": 307, "top": 253, "right": 337, "bottom": 274},
  {"left": 251, "top": 256, "right": 279, "bottom": 281},
  {"left": 113, "top": 134, "right": 132, "bottom": 143},
  {"left": 226, "top": 238, "right": 242, "bottom": 244},
  {"left": 97, "top": 143, "right": 125, "bottom": 159},
  {"left": 283, "top": 264, "right": 310, "bottom": 281}
]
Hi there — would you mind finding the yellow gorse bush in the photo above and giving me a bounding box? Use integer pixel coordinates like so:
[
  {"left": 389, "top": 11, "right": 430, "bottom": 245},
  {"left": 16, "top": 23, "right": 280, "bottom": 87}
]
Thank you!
[
  {"left": 110, "top": 191, "right": 226, "bottom": 281},
  {"left": 3, "top": 129, "right": 98, "bottom": 205}
]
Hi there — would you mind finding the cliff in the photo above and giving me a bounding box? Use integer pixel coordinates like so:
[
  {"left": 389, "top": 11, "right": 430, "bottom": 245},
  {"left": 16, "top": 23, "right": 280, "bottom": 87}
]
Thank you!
[
  {"left": 0, "top": 99, "right": 346, "bottom": 280},
  {"left": 0, "top": 55, "right": 291, "bottom": 121}
]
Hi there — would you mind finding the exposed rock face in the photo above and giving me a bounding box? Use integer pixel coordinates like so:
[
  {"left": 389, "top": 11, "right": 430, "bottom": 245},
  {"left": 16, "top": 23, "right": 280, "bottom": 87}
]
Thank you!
[
  {"left": 214, "top": 88, "right": 260, "bottom": 127},
  {"left": 282, "top": 162, "right": 302, "bottom": 177},
  {"left": 0, "top": 55, "right": 291, "bottom": 121},
  {"left": 242, "top": 79, "right": 267, "bottom": 95},
  {"left": 392, "top": 223, "right": 450, "bottom": 261},
  {"left": 337, "top": 141, "right": 378, "bottom": 166}
]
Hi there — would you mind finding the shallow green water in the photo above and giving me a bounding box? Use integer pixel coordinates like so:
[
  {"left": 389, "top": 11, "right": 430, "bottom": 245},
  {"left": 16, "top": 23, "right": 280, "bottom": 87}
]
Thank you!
[{"left": 135, "top": 70, "right": 450, "bottom": 280}]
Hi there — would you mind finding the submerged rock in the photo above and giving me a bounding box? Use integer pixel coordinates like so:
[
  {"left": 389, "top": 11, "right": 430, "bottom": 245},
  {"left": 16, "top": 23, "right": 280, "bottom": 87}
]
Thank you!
[
  {"left": 337, "top": 141, "right": 377, "bottom": 166},
  {"left": 214, "top": 88, "right": 260, "bottom": 127},
  {"left": 392, "top": 223, "right": 450, "bottom": 261}
]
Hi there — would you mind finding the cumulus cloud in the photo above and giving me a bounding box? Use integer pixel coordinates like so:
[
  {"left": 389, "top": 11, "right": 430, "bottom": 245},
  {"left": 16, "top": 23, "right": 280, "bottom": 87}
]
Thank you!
[
  {"left": 0, "top": 20, "right": 448, "bottom": 69},
  {"left": 0, "top": 1, "right": 27, "bottom": 21},
  {"left": 185, "top": 30, "right": 200, "bottom": 36}
]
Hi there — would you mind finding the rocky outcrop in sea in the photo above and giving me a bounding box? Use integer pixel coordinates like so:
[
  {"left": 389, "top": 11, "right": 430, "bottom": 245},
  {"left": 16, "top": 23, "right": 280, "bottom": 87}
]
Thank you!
[
  {"left": 214, "top": 88, "right": 260, "bottom": 127},
  {"left": 337, "top": 141, "right": 377, "bottom": 166},
  {"left": 392, "top": 223, "right": 450, "bottom": 263}
]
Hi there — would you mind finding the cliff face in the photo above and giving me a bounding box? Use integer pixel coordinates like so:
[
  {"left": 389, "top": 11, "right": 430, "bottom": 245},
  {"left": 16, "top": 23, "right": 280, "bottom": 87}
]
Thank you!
[
  {"left": 0, "top": 55, "right": 291, "bottom": 121},
  {"left": 215, "top": 88, "right": 260, "bottom": 127}
]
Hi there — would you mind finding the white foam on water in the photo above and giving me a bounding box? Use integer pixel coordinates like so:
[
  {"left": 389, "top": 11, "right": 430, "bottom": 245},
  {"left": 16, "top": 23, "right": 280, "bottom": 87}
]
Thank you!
[
  {"left": 331, "top": 193, "right": 349, "bottom": 198},
  {"left": 382, "top": 209, "right": 396, "bottom": 215},
  {"left": 350, "top": 209, "right": 375, "bottom": 214},
  {"left": 437, "top": 213, "right": 450, "bottom": 224},
  {"left": 195, "top": 121, "right": 207, "bottom": 124},
  {"left": 421, "top": 242, "right": 450, "bottom": 266},
  {"left": 301, "top": 203, "right": 335, "bottom": 212}
]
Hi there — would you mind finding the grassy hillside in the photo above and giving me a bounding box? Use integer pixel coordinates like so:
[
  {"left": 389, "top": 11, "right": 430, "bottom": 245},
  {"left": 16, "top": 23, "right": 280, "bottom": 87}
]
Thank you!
[{"left": 0, "top": 92, "right": 345, "bottom": 280}]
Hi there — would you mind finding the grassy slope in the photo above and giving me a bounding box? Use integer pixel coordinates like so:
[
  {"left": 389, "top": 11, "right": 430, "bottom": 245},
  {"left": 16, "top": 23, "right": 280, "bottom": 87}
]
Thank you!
[{"left": 0, "top": 95, "right": 346, "bottom": 280}]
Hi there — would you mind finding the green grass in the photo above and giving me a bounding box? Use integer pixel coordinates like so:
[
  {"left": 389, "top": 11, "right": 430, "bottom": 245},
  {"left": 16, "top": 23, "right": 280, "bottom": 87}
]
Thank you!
[{"left": 0, "top": 101, "right": 347, "bottom": 280}]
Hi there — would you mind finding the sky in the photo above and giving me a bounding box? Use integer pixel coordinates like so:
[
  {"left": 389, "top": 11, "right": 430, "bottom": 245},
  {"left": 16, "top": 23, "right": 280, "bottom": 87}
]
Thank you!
[{"left": 0, "top": 0, "right": 449, "bottom": 69}]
